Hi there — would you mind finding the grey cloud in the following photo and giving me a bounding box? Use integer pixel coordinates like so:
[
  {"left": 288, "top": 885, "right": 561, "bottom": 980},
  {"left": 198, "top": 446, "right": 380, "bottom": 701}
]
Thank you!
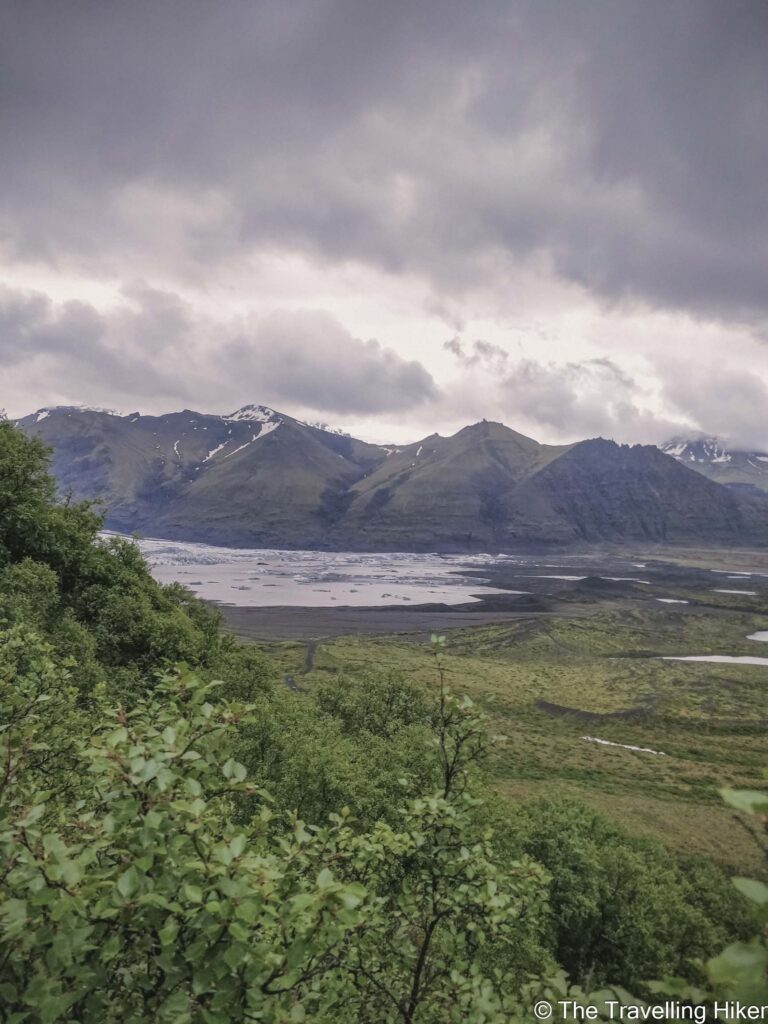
[
  {"left": 227, "top": 310, "right": 436, "bottom": 415},
  {"left": 0, "top": 287, "right": 107, "bottom": 368},
  {"left": 440, "top": 344, "right": 768, "bottom": 450},
  {"left": 456, "top": 354, "right": 684, "bottom": 444},
  {"left": 0, "top": 1, "right": 766, "bottom": 323},
  {"left": 0, "top": 286, "right": 436, "bottom": 417},
  {"left": 495, "top": 353, "right": 768, "bottom": 452},
  {"left": 658, "top": 361, "right": 768, "bottom": 451},
  {"left": 443, "top": 338, "right": 511, "bottom": 374},
  {"left": 502, "top": 358, "right": 641, "bottom": 438},
  {"left": 0, "top": 285, "right": 183, "bottom": 397},
  {"left": 441, "top": 344, "right": 659, "bottom": 441},
  {"left": 439, "top": 337, "right": 676, "bottom": 441}
]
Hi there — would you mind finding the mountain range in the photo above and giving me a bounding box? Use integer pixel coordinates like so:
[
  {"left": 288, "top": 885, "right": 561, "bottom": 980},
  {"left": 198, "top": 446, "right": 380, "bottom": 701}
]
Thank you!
[{"left": 15, "top": 405, "right": 768, "bottom": 551}]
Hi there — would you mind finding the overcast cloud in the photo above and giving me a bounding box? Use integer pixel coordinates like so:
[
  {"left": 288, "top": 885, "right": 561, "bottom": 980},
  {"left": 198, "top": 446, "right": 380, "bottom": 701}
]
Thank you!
[
  {"left": 0, "top": 285, "right": 436, "bottom": 416},
  {"left": 1, "top": 0, "right": 767, "bottom": 446}
]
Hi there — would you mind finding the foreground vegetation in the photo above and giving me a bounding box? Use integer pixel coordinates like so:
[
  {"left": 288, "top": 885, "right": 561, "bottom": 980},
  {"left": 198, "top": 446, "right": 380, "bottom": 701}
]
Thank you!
[{"left": 1, "top": 421, "right": 766, "bottom": 1021}]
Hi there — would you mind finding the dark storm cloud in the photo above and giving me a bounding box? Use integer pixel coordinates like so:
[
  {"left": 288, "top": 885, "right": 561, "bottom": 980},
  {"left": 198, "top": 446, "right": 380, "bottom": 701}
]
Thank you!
[
  {"left": 1, "top": 0, "right": 766, "bottom": 322},
  {"left": 0, "top": 286, "right": 436, "bottom": 416}
]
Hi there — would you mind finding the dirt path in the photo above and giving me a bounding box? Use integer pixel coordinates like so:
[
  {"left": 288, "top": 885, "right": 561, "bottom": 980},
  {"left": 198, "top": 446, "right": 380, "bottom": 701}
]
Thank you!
[{"left": 303, "top": 640, "right": 319, "bottom": 672}]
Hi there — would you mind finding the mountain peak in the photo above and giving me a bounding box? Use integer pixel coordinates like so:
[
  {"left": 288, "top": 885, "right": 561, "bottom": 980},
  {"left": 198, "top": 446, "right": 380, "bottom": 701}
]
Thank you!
[
  {"left": 660, "top": 436, "right": 768, "bottom": 494},
  {"left": 661, "top": 436, "right": 733, "bottom": 464},
  {"left": 23, "top": 404, "right": 120, "bottom": 423},
  {"left": 225, "top": 404, "right": 280, "bottom": 424},
  {"left": 453, "top": 419, "right": 540, "bottom": 448}
]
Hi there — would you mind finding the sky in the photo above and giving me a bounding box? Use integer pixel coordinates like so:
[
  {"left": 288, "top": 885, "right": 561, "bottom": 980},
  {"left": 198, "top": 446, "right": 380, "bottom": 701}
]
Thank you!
[{"left": 1, "top": 0, "right": 767, "bottom": 447}]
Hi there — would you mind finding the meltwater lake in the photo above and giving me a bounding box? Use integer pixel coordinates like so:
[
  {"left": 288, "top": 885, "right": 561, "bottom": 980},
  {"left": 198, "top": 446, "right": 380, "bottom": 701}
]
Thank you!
[
  {"left": 132, "top": 536, "right": 768, "bottom": 615},
  {"left": 138, "top": 537, "right": 516, "bottom": 608},
  {"left": 126, "top": 536, "right": 768, "bottom": 653}
]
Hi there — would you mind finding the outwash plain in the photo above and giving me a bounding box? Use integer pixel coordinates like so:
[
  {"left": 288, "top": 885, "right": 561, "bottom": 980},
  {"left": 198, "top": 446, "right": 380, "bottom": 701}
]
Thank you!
[{"left": 219, "top": 547, "right": 768, "bottom": 876}]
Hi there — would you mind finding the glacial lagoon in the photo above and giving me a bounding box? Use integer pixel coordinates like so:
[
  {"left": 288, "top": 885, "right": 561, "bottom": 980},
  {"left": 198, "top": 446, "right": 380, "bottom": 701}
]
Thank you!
[{"left": 138, "top": 538, "right": 517, "bottom": 608}]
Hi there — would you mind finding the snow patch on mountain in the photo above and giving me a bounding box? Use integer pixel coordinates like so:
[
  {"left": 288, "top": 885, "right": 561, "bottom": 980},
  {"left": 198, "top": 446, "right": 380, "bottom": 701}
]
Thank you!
[
  {"left": 202, "top": 441, "right": 229, "bottom": 463},
  {"left": 225, "top": 434, "right": 257, "bottom": 458},
  {"left": 257, "top": 420, "right": 280, "bottom": 440},
  {"left": 661, "top": 436, "right": 768, "bottom": 467},
  {"left": 225, "top": 404, "right": 278, "bottom": 424},
  {"left": 661, "top": 437, "right": 734, "bottom": 464},
  {"left": 662, "top": 440, "right": 687, "bottom": 458},
  {"left": 659, "top": 436, "right": 768, "bottom": 495},
  {"left": 301, "top": 419, "right": 350, "bottom": 437},
  {"left": 223, "top": 421, "right": 280, "bottom": 458},
  {"left": 25, "top": 404, "right": 120, "bottom": 422}
]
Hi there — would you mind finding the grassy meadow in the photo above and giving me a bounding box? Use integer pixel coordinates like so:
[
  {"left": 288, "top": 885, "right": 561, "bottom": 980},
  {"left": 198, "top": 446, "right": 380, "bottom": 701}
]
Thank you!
[{"left": 244, "top": 588, "right": 768, "bottom": 876}]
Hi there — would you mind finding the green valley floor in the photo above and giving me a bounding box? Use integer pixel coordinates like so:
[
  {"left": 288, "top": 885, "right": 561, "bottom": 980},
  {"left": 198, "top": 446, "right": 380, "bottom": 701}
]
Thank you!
[{"left": 221, "top": 551, "right": 768, "bottom": 877}]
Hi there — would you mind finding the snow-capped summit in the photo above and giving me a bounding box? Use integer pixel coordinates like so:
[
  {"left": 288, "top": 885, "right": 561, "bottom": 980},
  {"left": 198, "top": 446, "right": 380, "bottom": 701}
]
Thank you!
[
  {"left": 226, "top": 406, "right": 351, "bottom": 438},
  {"left": 660, "top": 437, "right": 768, "bottom": 494},
  {"left": 661, "top": 437, "right": 733, "bottom": 464},
  {"left": 225, "top": 404, "right": 280, "bottom": 424},
  {"left": 27, "top": 404, "right": 120, "bottom": 422}
]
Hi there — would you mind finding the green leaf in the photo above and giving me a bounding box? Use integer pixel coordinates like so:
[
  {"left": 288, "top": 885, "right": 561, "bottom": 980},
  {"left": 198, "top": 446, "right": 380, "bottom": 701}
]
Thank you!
[
  {"left": 228, "top": 920, "right": 249, "bottom": 942},
  {"left": 183, "top": 883, "right": 203, "bottom": 904},
  {"left": 116, "top": 866, "right": 139, "bottom": 899},
  {"left": 317, "top": 868, "right": 335, "bottom": 890},
  {"left": 708, "top": 940, "right": 768, "bottom": 990},
  {"left": 229, "top": 834, "right": 247, "bottom": 858},
  {"left": 101, "top": 935, "right": 121, "bottom": 962},
  {"left": 159, "top": 918, "right": 180, "bottom": 946},
  {"left": 733, "top": 877, "right": 768, "bottom": 906},
  {"left": 140, "top": 758, "right": 159, "bottom": 781},
  {"left": 0, "top": 898, "right": 28, "bottom": 935}
]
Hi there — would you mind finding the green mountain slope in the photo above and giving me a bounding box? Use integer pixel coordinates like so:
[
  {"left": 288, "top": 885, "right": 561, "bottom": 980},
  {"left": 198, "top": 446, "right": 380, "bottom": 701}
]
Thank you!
[
  {"left": 341, "top": 421, "right": 570, "bottom": 549},
  {"left": 511, "top": 438, "right": 766, "bottom": 545}
]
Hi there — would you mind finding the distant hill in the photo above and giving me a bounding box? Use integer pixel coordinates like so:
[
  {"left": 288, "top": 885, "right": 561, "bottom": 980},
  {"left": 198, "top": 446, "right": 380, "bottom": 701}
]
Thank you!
[
  {"left": 660, "top": 437, "right": 768, "bottom": 496},
  {"left": 15, "top": 406, "right": 768, "bottom": 551}
]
